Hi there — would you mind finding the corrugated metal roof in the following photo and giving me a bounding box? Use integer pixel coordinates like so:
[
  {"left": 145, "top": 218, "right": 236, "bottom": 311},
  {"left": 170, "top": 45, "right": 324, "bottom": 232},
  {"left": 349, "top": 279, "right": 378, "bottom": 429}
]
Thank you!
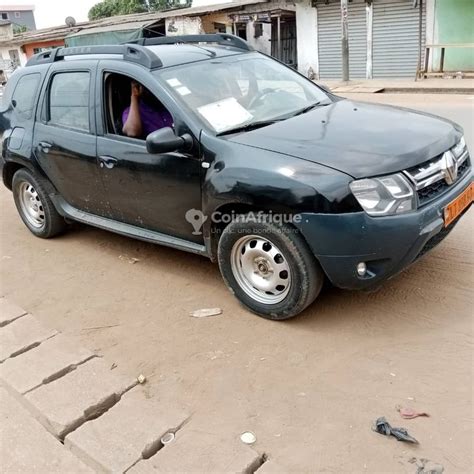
[
  {"left": 66, "top": 20, "right": 160, "bottom": 39},
  {"left": 0, "top": 0, "right": 269, "bottom": 46}
]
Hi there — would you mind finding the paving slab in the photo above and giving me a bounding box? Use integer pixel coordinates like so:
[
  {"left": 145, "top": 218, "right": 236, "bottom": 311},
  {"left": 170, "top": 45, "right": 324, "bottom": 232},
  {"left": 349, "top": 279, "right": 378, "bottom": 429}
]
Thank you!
[
  {"left": 24, "top": 357, "right": 135, "bottom": 439},
  {"left": 0, "top": 334, "right": 94, "bottom": 394},
  {"left": 0, "top": 297, "right": 27, "bottom": 327},
  {"left": 0, "top": 387, "right": 92, "bottom": 473},
  {"left": 128, "top": 428, "right": 262, "bottom": 474},
  {"left": 65, "top": 386, "right": 189, "bottom": 472},
  {"left": 0, "top": 313, "right": 57, "bottom": 363}
]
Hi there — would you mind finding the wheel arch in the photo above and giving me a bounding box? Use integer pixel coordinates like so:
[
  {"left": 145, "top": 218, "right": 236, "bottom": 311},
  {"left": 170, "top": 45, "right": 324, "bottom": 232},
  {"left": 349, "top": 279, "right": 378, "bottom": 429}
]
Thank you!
[{"left": 205, "top": 201, "right": 315, "bottom": 264}]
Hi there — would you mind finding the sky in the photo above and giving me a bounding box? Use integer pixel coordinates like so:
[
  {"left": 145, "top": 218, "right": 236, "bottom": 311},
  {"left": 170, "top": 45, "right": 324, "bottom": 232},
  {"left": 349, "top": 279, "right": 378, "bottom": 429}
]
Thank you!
[{"left": 10, "top": 0, "right": 100, "bottom": 29}]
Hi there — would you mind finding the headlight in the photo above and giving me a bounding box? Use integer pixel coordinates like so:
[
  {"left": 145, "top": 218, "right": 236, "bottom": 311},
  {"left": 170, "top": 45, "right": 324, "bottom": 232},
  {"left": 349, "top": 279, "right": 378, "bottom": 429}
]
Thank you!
[
  {"left": 349, "top": 173, "right": 416, "bottom": 216},
  {"left": 452, "top": 136, "right": 466, "bottom": 158}
]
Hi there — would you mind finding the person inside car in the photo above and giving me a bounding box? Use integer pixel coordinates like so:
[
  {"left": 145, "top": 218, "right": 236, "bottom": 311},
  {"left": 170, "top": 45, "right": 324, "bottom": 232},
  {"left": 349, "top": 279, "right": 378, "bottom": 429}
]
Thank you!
[{"left": 122, "top": 81, "right": 173, "bottom": 138}]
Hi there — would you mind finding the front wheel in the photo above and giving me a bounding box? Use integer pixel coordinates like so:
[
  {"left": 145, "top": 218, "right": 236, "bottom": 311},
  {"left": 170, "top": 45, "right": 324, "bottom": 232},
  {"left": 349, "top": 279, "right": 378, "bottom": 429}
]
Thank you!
[{"left": 217, "top": 217, "right": 324, "bottom": 320}]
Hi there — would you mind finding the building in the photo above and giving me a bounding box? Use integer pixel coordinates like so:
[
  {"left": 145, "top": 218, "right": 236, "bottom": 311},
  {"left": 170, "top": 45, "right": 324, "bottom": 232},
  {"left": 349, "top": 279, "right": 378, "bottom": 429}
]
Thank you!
[
  {"left": 0, "top": 0, "right": 470, "bottom": 81},
  {"left": 0, "top": 5, "right": 36, "bottom": 31},
  {"left": 0, "top": 18, "right": 25, "bottom": 72},
  {"left": 426, "top": 0, "right": 473, "bottom": 73}
]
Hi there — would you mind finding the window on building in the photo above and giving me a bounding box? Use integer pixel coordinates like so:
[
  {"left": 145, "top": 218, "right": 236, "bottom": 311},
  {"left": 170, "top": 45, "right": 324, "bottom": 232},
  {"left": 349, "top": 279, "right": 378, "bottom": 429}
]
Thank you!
[
  {"left": 48, "top": 72, "right": 90, "bottom": 131},
  {"left": 236, "top": 24, "right": 247, "bottom": 40},
  {"left": 33, "top": 46, "right": 54, "bottom": 55},
  {"left": 12, "top": 73, "right": 40, "bottom": 119},
  {"left": 254, "top": 23, "right": 263, "bottom": 38},
  {"left": 14, "top": 11, "right": 21, "bottom": 18},
  {"left": 1, "top": 13, "right": 8, "bottom": 20},
  {"left": 214, "top": 22, "right": 226, "bottom": 33}
]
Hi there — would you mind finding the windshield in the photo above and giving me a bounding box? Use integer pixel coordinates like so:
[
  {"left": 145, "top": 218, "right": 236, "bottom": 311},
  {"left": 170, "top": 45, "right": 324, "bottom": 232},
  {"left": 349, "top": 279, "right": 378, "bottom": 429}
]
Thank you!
[{"left": 155, "top": 53, "right": 330, "bottom": 134}]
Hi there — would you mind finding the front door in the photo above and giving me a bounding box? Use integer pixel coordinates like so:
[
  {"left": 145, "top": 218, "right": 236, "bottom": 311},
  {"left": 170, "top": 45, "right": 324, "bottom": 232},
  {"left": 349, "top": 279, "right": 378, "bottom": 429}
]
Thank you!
[
  {"left": 96, "top": 69, "right": 202, "bottom": 243},
  {"left": 34, "top": 63, "right": 111, "bottom": 217}
]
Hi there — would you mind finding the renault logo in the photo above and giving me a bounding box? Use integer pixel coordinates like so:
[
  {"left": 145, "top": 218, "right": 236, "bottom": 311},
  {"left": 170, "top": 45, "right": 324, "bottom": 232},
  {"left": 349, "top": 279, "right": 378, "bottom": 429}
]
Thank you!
[{"left": 442, "top": 151, "right": 458, "bottom": 185}]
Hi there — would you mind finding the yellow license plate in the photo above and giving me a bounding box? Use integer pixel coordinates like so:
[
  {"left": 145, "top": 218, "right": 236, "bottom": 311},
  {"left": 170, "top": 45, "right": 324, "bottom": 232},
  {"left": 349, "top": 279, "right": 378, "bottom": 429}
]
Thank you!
[{"left": 444, "top": 182, "right": 473, "bottom": 227}]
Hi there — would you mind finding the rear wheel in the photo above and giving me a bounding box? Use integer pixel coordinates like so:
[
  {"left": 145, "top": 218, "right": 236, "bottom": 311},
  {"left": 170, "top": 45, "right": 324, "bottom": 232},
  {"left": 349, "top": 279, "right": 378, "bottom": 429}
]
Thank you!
[
  {"left": 12, "top": 169, "right": 66, "bottom": 238},
  {"left": 218, "top": 216, "right": 324, "bottom": 320}
]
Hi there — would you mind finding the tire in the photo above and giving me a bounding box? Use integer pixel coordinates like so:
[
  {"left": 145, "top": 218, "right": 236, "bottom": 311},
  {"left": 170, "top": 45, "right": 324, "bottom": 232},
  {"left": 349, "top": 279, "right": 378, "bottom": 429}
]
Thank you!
[
  {"left": 217, "top": 216, "right": 324, "bottom": 320},
  {"left": 12, "top": 168, "right": 66, "bottom": 238}
]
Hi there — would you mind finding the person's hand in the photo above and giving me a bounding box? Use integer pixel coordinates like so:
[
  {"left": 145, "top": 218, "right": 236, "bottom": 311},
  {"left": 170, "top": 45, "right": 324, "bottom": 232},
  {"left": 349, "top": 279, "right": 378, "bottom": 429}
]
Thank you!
[{"left": 131, "top": 82, "right": 143, "bottom": 98}]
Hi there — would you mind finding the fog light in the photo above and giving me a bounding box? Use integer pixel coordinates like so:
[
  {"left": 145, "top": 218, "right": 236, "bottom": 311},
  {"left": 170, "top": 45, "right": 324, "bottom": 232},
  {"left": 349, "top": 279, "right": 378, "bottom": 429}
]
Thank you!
[{"left": 357, "top": 262, "right": 367, "bottom": 276}]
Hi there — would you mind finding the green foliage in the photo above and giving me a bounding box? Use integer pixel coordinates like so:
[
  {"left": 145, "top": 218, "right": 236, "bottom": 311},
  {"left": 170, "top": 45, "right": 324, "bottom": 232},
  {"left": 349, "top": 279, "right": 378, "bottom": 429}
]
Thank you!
[
  {"left": 88, "top": 0, "right": 191, "bottom": 20},
  {"left": 13, "top": 24, "right": 28, "bottom": 34},
  {"left": 88, "top": 0, "right": 148, "bottom": 21}
]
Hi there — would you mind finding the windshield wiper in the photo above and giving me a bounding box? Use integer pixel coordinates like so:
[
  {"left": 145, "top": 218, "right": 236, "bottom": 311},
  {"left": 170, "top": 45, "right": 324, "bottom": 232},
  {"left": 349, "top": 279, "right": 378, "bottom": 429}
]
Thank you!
[
  {"left": 290, "top": 101, "right": 330, "bottom": 117},
  {"left": 217, "top": 119, "right": 283, "bottom": 136}
]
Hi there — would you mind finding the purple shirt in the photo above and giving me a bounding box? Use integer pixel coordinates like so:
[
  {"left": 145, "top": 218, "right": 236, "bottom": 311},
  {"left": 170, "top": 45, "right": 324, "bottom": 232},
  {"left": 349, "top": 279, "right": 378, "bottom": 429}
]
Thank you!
[{"left": 122, "top": 101, "right": 173, "bottom": 137}]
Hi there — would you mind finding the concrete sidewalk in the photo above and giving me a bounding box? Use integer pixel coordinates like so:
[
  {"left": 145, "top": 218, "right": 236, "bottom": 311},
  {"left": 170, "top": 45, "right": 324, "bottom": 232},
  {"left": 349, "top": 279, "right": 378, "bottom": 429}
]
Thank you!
[
  {"left": 319, "top": 77, "right": 474, "bottom": 94},
  {"left": 0, "top": 297, "right": 265, "bottom": 473}
]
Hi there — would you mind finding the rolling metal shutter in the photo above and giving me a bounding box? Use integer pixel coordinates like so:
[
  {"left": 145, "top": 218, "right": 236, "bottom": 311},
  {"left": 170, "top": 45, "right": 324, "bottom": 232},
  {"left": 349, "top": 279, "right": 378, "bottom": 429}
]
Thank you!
[
  {"left": 318, "top": 0, "right": 367, "bottom": 79},
  {"left": 372, "top": 0, "right": 426, "bottom": 78}
]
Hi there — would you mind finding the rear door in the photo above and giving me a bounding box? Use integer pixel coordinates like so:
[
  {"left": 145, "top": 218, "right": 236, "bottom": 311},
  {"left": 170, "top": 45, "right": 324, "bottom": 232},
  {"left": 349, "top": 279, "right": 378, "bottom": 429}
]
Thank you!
[{"left": 33, "top": 61, "right": 110, "bottom": 217}]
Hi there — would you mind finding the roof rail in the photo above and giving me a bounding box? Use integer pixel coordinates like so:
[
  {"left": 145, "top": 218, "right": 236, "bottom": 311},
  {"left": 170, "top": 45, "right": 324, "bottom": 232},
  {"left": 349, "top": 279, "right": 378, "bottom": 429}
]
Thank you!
[
  {"left": 130, "top": 34, "right": 253, "bottom": 51},
  {"left": 26, "top": 44, "right": 163, "bottom": 69}
]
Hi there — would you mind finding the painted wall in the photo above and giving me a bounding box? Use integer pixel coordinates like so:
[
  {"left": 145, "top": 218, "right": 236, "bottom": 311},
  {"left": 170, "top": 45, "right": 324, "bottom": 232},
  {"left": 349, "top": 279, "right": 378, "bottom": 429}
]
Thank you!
[
  {"left": 246, "top": 21, "right": 271, "bottom": 55},
  {"left": 0, "top": 46, "right": 27, "bottom": 66},
  {"left": 0, "top": 10, "right": 36, "bottom": 31},
  {"left": 23, "top": 39, "right": 64, "bottom": 58},
  {"left": 166, "top": 16, "right": 203, "bottom": 35},
  {"left": 295, "top": 0, "right": 318, "bottom": 78},
  {"left": 0, "top": 23, "right": 13, "bottom": 41},
  {"left": 432, "top": 0, "right": 474, "bottom": 71}
]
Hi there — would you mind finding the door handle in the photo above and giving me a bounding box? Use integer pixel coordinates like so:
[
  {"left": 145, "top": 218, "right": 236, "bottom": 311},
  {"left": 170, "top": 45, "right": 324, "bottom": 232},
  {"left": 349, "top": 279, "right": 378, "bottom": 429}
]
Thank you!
[
  {"left": 98, "top": 155, "right": 118, "bottom": 169},
  {"left": 38, "top": 141, "right": 52, "bottom": 153}
]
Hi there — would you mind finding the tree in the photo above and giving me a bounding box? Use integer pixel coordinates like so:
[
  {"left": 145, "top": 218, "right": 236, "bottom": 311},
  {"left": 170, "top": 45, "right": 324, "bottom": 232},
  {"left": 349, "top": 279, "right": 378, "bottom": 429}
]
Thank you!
[
  {"left": 88, "top": 0, "right": 190, "bottom": 20},
  {"left": 88, "top": 0, "right": 148, "bottom": 21}
]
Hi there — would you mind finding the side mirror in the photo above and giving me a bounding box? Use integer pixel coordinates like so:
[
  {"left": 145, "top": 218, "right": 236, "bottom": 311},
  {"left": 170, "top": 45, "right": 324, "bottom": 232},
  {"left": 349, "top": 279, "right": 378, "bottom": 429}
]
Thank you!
[{"left": 146, "top": 127, "right": 193, "bottom": 154}]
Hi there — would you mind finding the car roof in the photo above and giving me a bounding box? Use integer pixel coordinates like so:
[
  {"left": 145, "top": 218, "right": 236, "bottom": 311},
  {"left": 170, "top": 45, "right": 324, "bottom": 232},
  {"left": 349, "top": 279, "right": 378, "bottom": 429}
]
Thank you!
[
  {"left": 143, "top": 44, "right": 248, "bottom": 69},
  {"left": 25, "top": 34, "right": 255, "bottom": 70}
]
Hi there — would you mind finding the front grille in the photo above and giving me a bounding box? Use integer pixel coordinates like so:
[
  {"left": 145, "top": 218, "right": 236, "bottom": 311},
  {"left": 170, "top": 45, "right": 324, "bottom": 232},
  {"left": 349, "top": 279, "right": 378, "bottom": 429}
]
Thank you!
[{"left": 404, "top": 145, "right": 471, "bottom": 206}]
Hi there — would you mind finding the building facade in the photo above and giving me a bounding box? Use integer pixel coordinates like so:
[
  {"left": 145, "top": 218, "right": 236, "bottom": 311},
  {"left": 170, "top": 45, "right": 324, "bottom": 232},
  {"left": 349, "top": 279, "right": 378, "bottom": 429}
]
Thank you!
[
  {"left": 426, "top": 0, "right": 473, "bottom": 73},
  {"left": 0, "top": 5, "right": 36, "bottom": 31}
]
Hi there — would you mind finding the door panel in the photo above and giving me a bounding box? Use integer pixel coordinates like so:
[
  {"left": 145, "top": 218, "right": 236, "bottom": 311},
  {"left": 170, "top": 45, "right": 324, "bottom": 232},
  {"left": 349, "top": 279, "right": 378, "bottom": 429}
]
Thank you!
[
  {"left": 97, "top": 135, "right": 203, "bottom": 243},
  {"left": 34, "top": 122, "right": 108, "bottom": 216},
  {"left": 33, "top": 64, "right": 111, "bottom": 217}
]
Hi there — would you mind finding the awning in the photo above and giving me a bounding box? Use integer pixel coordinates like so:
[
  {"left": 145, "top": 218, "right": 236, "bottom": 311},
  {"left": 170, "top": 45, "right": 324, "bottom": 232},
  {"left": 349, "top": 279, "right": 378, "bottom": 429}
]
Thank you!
[{"left": 65, "top": 19, "right": 162, "bottom": 47}]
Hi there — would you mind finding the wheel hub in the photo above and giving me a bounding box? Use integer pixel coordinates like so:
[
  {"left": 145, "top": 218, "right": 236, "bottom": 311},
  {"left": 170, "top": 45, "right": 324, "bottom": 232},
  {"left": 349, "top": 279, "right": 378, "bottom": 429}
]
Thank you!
[
  {"left": 230, "top": 235, "right": 292, "bottom": 305},
  {"left": 255, "top": 257, "right": 273, "bottom": 276},
  {"left": 18, "top": 182, "right": 45, "bottom": 229}
]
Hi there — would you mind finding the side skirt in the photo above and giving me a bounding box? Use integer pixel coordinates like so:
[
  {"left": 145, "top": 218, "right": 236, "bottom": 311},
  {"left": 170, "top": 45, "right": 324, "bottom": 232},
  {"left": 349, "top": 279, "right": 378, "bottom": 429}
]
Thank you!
[{"left": 51, "top": 196, "right": 209, "bottom": 257}]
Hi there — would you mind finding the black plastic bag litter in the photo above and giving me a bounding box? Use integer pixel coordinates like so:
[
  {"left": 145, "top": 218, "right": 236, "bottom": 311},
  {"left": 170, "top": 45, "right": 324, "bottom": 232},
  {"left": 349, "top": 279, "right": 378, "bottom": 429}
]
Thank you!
[{"left": 373, "top": 416, "right": 418, "bottom": 443}]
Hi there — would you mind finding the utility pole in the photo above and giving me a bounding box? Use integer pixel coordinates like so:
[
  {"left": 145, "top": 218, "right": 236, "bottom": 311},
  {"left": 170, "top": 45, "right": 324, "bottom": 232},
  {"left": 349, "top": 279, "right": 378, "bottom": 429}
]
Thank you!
[{"left": 341, "top": 0, "right": 349, "bottom": 82}]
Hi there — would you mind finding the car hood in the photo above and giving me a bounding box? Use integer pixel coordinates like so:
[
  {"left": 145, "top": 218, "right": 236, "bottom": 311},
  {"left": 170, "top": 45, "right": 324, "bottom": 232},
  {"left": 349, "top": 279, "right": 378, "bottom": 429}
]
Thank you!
[{"left": 228, "top": 99, "right": 461, "bottom": 178}]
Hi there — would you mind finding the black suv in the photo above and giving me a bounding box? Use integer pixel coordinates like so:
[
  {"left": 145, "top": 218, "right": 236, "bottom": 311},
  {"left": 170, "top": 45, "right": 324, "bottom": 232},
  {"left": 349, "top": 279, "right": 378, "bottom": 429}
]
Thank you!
[{"left": 1, "top": 34, "right": 472, "bottom": 320}]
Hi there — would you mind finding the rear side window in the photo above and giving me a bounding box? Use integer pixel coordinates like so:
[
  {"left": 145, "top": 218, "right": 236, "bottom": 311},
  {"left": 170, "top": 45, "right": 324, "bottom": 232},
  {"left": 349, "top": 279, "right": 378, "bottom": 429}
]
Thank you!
[
  {"left": 48, "top": 72, "right": 90, "bottom": 131},
  {"left": 12, "top": 73, "right": 41, "bottom": 119}
]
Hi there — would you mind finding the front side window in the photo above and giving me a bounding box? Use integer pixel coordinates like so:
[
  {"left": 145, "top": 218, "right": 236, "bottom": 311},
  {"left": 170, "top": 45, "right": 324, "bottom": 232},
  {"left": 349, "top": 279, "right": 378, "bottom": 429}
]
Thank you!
[
  {"left": 103, "top": 72, "right": 173, "bottom": 140},
  {"left": 156, "top": 53, "right": 329, "bottom": 134},
  {"left": 12, "top": 73, "right": 40, "bottom": 119},
  {"left": 48, "top": 72, "right": 90, "bottom": 131}
]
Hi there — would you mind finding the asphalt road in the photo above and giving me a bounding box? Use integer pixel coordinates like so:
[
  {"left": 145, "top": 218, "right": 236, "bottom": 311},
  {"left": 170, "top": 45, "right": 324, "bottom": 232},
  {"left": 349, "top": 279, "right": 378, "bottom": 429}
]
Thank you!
[{"left": 1, "top": 93, "right": 473, "bottom": 473}]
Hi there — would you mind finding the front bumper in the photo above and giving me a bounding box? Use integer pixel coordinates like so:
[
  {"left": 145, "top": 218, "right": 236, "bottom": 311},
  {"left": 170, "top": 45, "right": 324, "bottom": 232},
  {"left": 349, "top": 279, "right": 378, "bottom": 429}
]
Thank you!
[{"left": 295, "top": 171, "right": 473, "bottom": 290}]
